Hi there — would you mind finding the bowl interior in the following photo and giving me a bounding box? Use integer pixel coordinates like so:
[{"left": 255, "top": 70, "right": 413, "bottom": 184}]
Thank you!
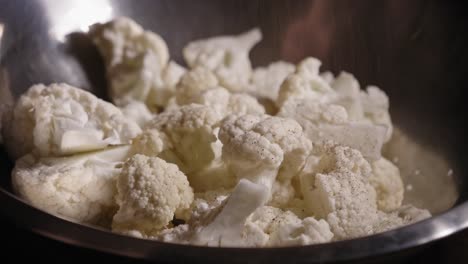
[{"left": 0, "top": 0, "right": 467, "bottom": 225}]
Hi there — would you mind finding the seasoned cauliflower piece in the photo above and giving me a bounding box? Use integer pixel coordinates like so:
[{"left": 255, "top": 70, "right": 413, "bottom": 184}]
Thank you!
[
  {"left": 112, "top": 155, "right": 194, "bottom": 236},
  {"left": 120, "top": 101, "right": 154, "bottom": 127},
  {"left": 247, "top": 61, "right": 295, "bottom": 101},
  {"left": 2, "top": 83, "right": 141, "bottom": 159},
  {"left": 278, "top": 98, "right": 387, "bottom": 161},
  {"left": 192, "top": 179, "right": 269, "bottom": 247},
  {"left": 300, "top": 145, "right": 380, "bottom": 239},
  {"left": 219, "top": 114, "right": 311, "bottom": 195},
  {"left": 89, "top": 17, "right": 178, "bottom": 108},
  {"left": 300, "top": 144, "right": 430, "bottom": 240},
  {"left": 370, "top": 158, "right": 404, "bottom": 212},
  {"left": 12, "top": 146, "right": 131, "bottom": 226},
  {"left": 243, "top": 206, "right": 333, "bottom": 246},
  {"left": 143, "top": 104, "right": 223, "bottom": 174},
  {"left": 183, "top": 28, "right": 262, "bottom": 92}
]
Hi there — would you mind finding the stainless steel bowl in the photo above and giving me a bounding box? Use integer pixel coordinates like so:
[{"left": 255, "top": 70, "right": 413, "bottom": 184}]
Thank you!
[{"left": 1, "top": 0, "right": 467, "bottom": 263}]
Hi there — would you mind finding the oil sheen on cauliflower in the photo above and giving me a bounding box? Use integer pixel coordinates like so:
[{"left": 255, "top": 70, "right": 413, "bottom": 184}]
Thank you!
[{"left": 2, "top": 83, "right": 141, "bottom": 159}]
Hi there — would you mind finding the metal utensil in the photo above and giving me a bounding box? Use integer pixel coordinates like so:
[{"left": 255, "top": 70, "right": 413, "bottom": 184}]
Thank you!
[{"left": 1, "top": 0, "right": 467, "bottom": 263}]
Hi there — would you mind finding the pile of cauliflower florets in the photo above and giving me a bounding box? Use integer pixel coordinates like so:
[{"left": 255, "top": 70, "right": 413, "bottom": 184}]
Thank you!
[{"left": 1, "top": 17, "right": 430, "bottom": 247}]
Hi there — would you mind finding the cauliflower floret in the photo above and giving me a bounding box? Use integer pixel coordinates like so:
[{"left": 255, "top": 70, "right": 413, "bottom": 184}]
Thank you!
[
  {"left": 12, "top": 146, "right": 131, "bottom": 226},
  {"left": 192, "top": 179, "right": 269, "bottom": 247},
  {"left": 278, "top": 98, "right": 387, "bottom": 161},
  {"left": 370, "top": 158, "right": 404, "bottom": 212},
  {"left": 141, "top": 104, "right": 223, "bottom": 174},
  {"left": 183, "top": 28, "right": 262, "bottom": 92},
  {"left": 2, "top": 83, "right": 141, "bottom": 159},
  {"left": 243, "top": 206, "right": 333, "bottom": 247},
  {"left": 175, "top": 67, "right": 219, "bottom": 105},
  {"left": 300, "top": 145, "right": 380, "bottom": 239},
  {"left": 276, "top": 58, "right": 333, "bottom": 108},
  {"left": 89, "top": 17, "right": 180, "bottom": 108},
  {"left": 147, "top": 61, "right": 187, "bottom": 111},
  {"left": 119, "top": 101, "right": 154, "bottom": 127},
  {"left": 247, "top": 61, "right": 295, "bottom": 102},
  {"left": 112, "top": 155, "right": 194, "bottom": 236},
  {"left": 361, "top": 86, "right": 393, "bottom": 141},
  {"left": 300, "top": 144, "right": 430, "bottom": 240},
  {"left": 181, "top": 87, "right": 265, "bottom": 117},
  {"left": 219, "top": 114, "right": 311, "bottom": 196}
]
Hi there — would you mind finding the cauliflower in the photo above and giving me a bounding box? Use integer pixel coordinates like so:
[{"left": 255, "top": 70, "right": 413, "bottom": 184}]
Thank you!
[
  {"left": 360, "top": 86, "right": 393, "bottom": 141},
  {"left": 370, "top": 158, "right": 404, "bottom": 212},
  {"left": 183, "top": 28, "right": 262, "bottom": 92},
  {"left": 278, "top": 98, "right": 387, "bottom": 161},
  {"left": 276, "top": 57, "right": 333, "bottom": 108},
  {"left": 90, "top": 17, "right": 183, "bottom": 108},
  {"left": 119, "top": 100, "right": 154, "bottom": 127},
  {"left": 243, "top": 206, "right": 333, "bottom": 246},
  {"left": 112, "top": 155, "right": 194, "bottom": 236},
  {"left": 138, "top": 104, "right": 223, "bottom": 175},
  {"left": 175, "top": 67, "right": 219, "bottom": 105},
  {"left": 219, "top": 114, "right": 311, "bottom": 199},
  {"left": 300, "top": 144, "right": 430, "bottom": 240},
  {"left": 12, "top": 145, "right": 131, "bottom": 226},
  {"left": 247, "top": 61, "right": 295, "bottom": 102},
  {"left": 174, "top": 66, "right": 265, "bottom": 117},
  {"left": 276, "top": 57, "right": 393, "bottom": 143},
  {"left": 2, "top": 83, "right": 141, "bottom": 159},
  {"left": 180, "top": 87, "right": 265, "bottom": 117},
  {"left": 192, "top": 179, "right": 269, "bottom": 247}
]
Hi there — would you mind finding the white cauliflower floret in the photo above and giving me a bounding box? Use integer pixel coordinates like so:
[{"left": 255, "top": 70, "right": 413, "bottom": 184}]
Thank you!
[
  {"left": 361, "top": 86, "right": 393, "bottom": 141},
  {"left": 192, "top": 179, "right": 269, "bottom": 247},
  {"left": 183, "top": 28, "right": 262, "bottom": 92},
  {"left": 112, "top": 155, "right": 194, "bottom": 236},
  {"left": 278, "top": 98, "right": 387, "bottom": 161},
  {"left": 300, "top": 144, "right": 430, "bottom": 240},
  {"left": 89, "top": 17, "right": 179, "bottom": 108},
  {"left": 370, "top": 158, "right": 404, "bottom": 212},
  {"left": 147, "top": 61, "right": 187, "bottom": 111},
  {"left": 180, "top": 87, "right": 265, "bottom": 117},
  {"left": 175, "top": 67, "right": 219, "bottom": 105},
  {"left": 219, "top": 114, "right": 311, "bottom": 195},
  {"left": 276, "top": 57, "right": 333, "bottom": 108},
  {"left": 2, "top": 83, "right": 141, "bottom": 159},
  {"left": 300, "top": 145, "right": 380, "bottom": 239},
  {"left": 243, "top": 206, "right": 333, "bottom": 247},
  {"left": 142, "top": 104, "right": 223, "bottom": 174},
  {"left": 276, "top": 57, "right": 393, "bottom": 142},
  {"left": 12, "top": 146, "right": 131, "bottom": 226},
  {"left": 247, "top": 61, "right": 295, "bottom": 102},
  {"left": 119, "top": 101, "right": 154, "bottom": 127}
]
